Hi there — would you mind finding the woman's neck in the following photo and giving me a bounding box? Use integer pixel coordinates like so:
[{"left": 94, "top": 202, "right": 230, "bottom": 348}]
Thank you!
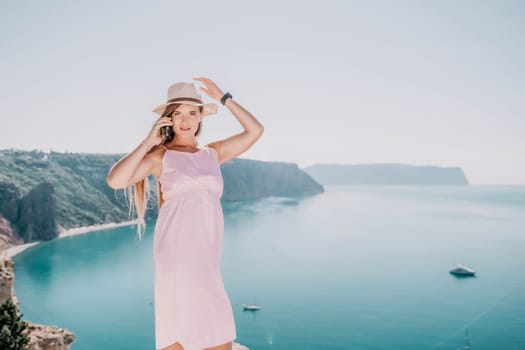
[{"left": 167, "top": 136, "right": 198, "bottom": 148}]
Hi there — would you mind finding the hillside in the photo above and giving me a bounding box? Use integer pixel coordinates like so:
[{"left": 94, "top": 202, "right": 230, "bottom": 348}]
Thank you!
[{"left": 0, "top": 149, "right": 323, "bottom": 245}]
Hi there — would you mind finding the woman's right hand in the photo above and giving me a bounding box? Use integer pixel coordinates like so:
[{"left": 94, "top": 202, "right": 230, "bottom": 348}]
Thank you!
[
  {"left": 107, "top": 116, "right": 173, "bottom": 189},
  {"left": 145, "top": 116, "right": 173, "bottom": 147}
]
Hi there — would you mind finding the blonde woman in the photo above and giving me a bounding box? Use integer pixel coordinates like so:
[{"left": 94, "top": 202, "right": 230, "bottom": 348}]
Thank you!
[{"left": 106, "top": 77, "right": 264, "bottom": 350}]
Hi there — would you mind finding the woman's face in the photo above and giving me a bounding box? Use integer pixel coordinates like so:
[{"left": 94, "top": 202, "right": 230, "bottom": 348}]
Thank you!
[{"left": 171, "top": 104, "right": 202, "bottom": 135}]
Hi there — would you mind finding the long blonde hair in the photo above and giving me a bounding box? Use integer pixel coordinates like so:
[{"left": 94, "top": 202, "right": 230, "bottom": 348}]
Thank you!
[{"left": 126, "top": 103, "right": 203, "bottom": 240}]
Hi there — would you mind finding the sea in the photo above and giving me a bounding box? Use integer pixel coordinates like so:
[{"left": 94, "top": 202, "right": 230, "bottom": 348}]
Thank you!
[{"left": 11, "top": 185, "right": 525, "bottom": 350}]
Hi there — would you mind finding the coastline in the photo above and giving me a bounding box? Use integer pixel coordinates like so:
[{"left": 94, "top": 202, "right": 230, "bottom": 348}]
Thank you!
[{"left": 3, "top": 220, "right": 137, "bottom": 259}]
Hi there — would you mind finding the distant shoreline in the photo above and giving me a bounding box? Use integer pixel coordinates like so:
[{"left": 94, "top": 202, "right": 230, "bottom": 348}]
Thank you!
[{"left": 3, "top": 220, "right": 137, "bottom": 259}]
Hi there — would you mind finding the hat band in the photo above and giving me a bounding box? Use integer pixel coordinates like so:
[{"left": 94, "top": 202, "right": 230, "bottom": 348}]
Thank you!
[{"left": 167, "top": 97, "right": 203, "bottom": 104}]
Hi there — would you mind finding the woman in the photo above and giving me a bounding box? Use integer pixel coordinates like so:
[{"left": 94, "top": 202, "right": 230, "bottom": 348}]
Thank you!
[{"left": 106, "top": 77, "right": 264, "bottom": 350}]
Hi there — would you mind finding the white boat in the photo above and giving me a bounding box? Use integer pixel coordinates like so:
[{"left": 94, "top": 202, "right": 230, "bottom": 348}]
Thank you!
[
  {"left": 242, "top": 304, "right": 260, "bottom": 310},
  {"left": 449, "top": 264, "right": 476, "bottom": 276}
]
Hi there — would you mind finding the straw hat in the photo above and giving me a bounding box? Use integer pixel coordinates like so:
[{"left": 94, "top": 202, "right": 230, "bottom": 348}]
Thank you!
[{"left": 152, "top": 82, "right": 219, "bottom": 116}]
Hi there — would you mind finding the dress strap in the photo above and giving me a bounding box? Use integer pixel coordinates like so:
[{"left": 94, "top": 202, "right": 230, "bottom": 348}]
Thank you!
[{"left": 161, "top": 144, "right": 167, "bottom": 151}]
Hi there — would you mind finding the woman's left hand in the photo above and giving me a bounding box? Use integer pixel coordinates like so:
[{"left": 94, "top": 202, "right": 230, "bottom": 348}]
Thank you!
[{"left": 193, "top": 77, "right": 225, "bottom": 101}]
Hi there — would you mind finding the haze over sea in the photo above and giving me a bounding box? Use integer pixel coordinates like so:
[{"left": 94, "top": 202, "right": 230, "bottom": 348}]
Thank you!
[{"left": 12, "top": 184, "right": 525, "bottom": 350}]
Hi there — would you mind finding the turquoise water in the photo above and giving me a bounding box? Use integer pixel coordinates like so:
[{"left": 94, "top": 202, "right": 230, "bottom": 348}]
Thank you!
[{"left": 12, "top": 185, "right": 525, "bottom": 349}]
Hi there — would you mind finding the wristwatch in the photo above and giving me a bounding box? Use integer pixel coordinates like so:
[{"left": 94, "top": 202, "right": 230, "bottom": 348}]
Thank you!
[{"left": 220, "top": 92, "right": 232, "bottom": 105}]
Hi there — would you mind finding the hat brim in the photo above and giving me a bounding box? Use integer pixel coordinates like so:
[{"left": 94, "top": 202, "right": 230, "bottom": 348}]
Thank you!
[{"left": 152, "top": 100, "right": 218, "bottom": 117}]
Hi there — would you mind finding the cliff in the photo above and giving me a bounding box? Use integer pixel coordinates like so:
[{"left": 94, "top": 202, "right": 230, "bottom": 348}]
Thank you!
[
  {"left": 222, "top": 158, "right": 324, "bottom": 200},
  {"left": 304, "top": 163, "right": 470, "bottom": 186},
  {"left": 1, "top": 257, "right": 76, "bottom": 349},
  {"left": 0, "top": 216, "right": 24, "bottom": 250},
  {"left": 0, "top": 181, "right": 59, "bottom": 244},
  {"left": 17, "top": 182, "right": 58, "bottom": 242}
]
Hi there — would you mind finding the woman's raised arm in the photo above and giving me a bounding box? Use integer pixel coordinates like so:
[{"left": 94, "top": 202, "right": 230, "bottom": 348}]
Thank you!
[
  {"left": 194, "top": 77, "right": 264, "bottom": 164},
  {"left": 106, "top": 116, "right": 172, "bottom": 189},
  {"left": 208, "top": 98, "right": 264, "bottom": 164}
]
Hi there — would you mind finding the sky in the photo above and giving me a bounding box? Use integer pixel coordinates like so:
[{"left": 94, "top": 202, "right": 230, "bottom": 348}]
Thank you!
[{"left": 1, "top": 0, "right": 524, "bottom": 184}]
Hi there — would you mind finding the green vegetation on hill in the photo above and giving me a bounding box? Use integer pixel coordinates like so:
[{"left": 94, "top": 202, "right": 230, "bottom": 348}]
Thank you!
[{"left": 0, "top": 150, "right": 130, "bottom": 230}]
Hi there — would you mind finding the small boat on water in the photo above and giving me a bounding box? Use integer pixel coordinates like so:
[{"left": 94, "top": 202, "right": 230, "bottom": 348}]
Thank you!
[
  {"left": 242, "top": 304, "right": 260, "bottom": 310},
  {"left": 449, "top": 264, "right": 476, "bottom": 277}
]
